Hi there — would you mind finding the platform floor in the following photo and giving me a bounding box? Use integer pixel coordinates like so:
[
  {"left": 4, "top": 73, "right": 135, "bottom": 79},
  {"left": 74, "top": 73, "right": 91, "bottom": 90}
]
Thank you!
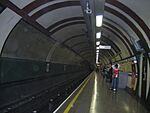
[{"left": 54, "top": 72, "right": 149, "bottom": 113}]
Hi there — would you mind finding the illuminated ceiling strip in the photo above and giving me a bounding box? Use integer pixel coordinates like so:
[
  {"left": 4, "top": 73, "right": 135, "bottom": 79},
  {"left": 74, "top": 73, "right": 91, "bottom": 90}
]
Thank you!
[
  {"left": 96, "top": 41, "right": 100, "bottom": 45},
  {"left": 99, "top": 45, "right": 111, "bottom": 49},
  {"left": 96, "top": 15, "right": 103, "bottom": 27},
  {"left": 96, "top": 32, "right": 101, "bottom": 39}
]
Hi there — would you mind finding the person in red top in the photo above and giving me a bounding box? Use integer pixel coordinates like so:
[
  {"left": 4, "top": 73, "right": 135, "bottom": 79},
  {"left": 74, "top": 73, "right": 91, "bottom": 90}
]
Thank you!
[{"left": 112, "top": 64, "right": 119, "bottom": 92}]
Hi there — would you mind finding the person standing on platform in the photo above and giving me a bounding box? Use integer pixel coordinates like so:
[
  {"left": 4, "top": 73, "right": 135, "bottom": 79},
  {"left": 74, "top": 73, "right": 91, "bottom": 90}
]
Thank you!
[
  {"left": 109, "top": 63, "right": 113, "bottom": 83},
  {"left": 112, "top": 64, "right": 120, "bottom": 92},
  {"left": 102, "top": 66, "right": 106, "bottom": 79}
]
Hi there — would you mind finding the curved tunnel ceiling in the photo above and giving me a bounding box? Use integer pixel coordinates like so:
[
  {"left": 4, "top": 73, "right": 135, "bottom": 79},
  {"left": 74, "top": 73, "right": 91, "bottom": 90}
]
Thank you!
[{"left": 0, "top": 0, "right": 149, "bottom": 65}]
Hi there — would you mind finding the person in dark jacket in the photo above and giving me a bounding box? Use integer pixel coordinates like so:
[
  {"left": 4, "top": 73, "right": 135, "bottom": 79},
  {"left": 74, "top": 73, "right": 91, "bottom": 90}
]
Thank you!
[{"left": 109, "top": 64, "right": 113, "bottom": 83}]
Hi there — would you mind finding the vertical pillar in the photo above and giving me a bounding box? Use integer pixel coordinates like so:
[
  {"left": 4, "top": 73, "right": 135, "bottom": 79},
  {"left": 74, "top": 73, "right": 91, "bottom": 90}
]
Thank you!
[
  {"left": 138, "top": 53, "right": 143, "bottom": 97},
  {"left": 146, "top": 58, "right": 150, "bottom": 98}
]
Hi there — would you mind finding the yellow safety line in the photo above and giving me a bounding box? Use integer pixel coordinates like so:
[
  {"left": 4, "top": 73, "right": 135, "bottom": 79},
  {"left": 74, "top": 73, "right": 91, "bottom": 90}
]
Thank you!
[{"left": 63, "top": 76, "right": 91, "bottom": 113}]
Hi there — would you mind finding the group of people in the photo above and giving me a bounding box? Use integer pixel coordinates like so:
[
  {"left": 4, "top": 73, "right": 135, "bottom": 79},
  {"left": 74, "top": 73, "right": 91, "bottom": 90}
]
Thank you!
[{"left": 102, "top": 63, "right": 120, "bottom": 92}]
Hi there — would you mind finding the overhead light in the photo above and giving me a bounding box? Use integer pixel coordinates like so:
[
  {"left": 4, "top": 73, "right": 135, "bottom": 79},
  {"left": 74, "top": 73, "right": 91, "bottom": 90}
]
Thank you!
[
  {"left": 96, "top": 32, "right": 101, "bottom": 39},
  {"left": 99, "top": 45, "right": 111, "bottom": 49},
  {"left": 99, "top": 45, "right": 105, "bottom": 49},
  {"left": 96, "top": 50, "right": 99, "bottom": 53},
  {"left": 96, "top": 41, "right": 100, "bottom": 45},
  {"left": 134, "top": 60, "right": 137, "bottom": 64},
  {"left": 96, "top": 47, "right": 99, "bottom": 49},
  {"left": 96, "top": 55, "right": 99, "bottom": 63},
  {"left": 96, "top": 15, "right": 103, "bottom": 27}
]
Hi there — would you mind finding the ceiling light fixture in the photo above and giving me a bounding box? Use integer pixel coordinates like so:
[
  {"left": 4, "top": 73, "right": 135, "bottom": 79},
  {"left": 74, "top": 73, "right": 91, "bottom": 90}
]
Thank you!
[
  {"left": 99, "top": 45, "right": 111, "bottom": 49},
  {"left": 96, "top": 47, "right": 99, "bottom": 49},
  {"left": 96, "top": 41, "right": 100, "bottom": 45},
  {"left": 96, "top": 15, "right": 103, "bottom": 27},
  {"left": 96, "top": 32, "right": 101, "bottom": 39},
  {"left": 96, "top": 50, "right": 99, "bottom": 53}
]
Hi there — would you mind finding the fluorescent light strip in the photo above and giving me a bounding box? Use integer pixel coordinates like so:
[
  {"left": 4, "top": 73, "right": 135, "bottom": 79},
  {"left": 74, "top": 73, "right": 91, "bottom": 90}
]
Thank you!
[
  {"left": 96, "top": 50, "right": 99, "bottom": 63},
  {"left": 99, "top": 45, "right": 105, "bottom": 49},
  {"left": 96, "top": 47, "right": 99, "bottom": 49},
  {"left": 96, "top": 32, "right": 101, "bottom": 39},
  {"left": 96, "top": 41, "right": 100, "bottom": 45},
  {"left": 96, "top": 15, "right": 103, "bottom": 27},
  {"left": 99, "top": 45, "right": 111, "bottom": 49}
]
